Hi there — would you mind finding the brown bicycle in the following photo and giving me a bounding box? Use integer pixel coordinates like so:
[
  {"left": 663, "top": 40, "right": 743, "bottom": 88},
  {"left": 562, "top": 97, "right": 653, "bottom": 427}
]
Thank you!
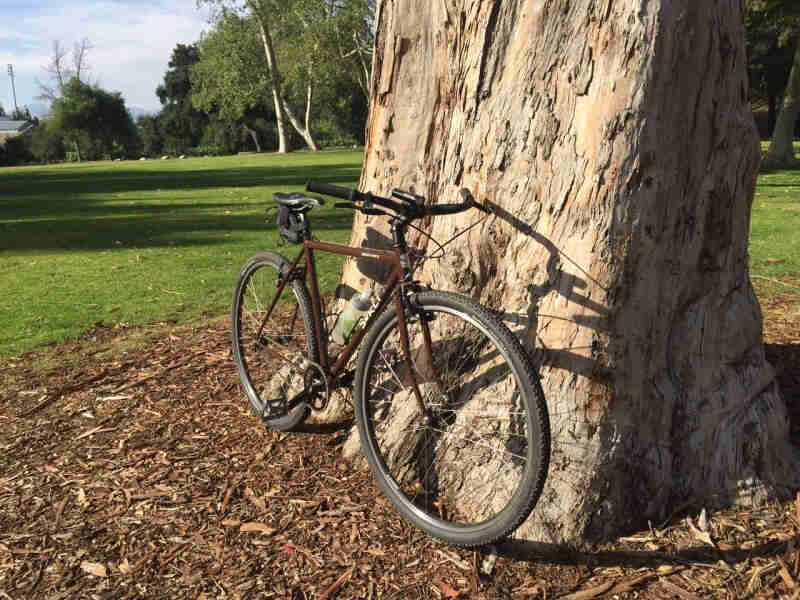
[{"left": 231, "top": 182, "right": 549, "bottom": 546}]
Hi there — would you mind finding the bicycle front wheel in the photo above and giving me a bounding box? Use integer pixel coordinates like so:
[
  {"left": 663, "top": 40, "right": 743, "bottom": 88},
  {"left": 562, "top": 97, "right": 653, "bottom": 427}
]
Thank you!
[
  {"left": 354, "top": 291, "right": 549, "bottom": 546},
  {"left": 232, "top": 252, "right": 317, "bottom": 431}
]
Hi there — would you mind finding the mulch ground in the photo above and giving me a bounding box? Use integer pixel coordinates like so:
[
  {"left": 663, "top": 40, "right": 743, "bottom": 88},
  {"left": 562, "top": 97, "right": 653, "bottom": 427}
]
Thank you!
[{"left": 1, "top": 297, "right": 799, "bottom": 600}]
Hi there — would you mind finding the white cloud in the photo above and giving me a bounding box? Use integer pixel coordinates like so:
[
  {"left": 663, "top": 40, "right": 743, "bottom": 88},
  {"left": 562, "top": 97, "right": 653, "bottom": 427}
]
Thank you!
[{"left": 1, "top": 0, "right": 210, "bottom": 112}]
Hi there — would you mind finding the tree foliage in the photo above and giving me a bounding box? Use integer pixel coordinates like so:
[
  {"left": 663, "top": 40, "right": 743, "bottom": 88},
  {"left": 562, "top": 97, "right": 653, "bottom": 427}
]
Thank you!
[
  {"left": 191, "top": 0, "right": 372, "bottom": 151},
  {"left": 746, "top": 0, "right": 800, "bottom": 133},
  {"left": 48, "top": 78, "right": 139, "bottom": 160},
  {"left": 191, "top": 12, "right": 270, "bottom": 122},
  {"left": 156, "top": 44, "right": 210, "bottom": 155}
]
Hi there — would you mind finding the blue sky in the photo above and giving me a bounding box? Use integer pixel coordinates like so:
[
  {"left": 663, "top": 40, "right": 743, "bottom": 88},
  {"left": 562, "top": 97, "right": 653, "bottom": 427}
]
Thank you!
[{"left": 0, "top": 0, "right": 211, "bottom": 115}]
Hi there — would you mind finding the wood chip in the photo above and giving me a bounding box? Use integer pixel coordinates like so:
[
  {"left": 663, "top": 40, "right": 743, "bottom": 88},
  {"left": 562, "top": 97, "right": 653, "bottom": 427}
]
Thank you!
[
  {"left": 659, "top": 578, "right": 700, "bottom": 600},
  {"left": 75, "top": 426, "right": 117, "bottom": 441},
  {"left": 777, "top": 555, "right": 797, "bottom": 589},
  {"left": 558, "top": 581, "right": 614, "bottom": 600},
  {"left": 796, "top": 491, "right": 800, "bottom": 525},
  {"left": 80, "top": 561, "right": 107, "bottom": 577},
  {"left": 239, "top": 522, "right": 277, "bottom": 535},
  {"left": 318, "top": 566, "right": 355, "bottom": 600}
]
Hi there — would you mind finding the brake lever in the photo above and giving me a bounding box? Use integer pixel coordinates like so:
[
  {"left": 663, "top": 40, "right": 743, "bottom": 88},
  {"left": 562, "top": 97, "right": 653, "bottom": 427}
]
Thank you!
[{"left": 361, "top": 207, "right": 385, "bottom": 216}]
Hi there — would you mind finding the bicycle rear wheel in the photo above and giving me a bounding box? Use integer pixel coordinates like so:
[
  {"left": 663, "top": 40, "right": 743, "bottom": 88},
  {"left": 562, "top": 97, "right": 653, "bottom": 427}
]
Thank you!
[
  {"left": 232, "top": 252, "right": 317, "bottom": 431},
  {"left": 354, "top": 290, "right": 549, "bottom": 546}
]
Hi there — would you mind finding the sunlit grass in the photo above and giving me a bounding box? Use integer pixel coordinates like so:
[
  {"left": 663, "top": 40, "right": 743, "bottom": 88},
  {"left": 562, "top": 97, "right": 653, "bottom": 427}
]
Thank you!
[
  {"left": 1, "top": 146, "right": 798, "bottom": 358},
  {"left": 750, "top": 161, "right": 800, "bottom": 301},
  {"left": 0, "top": 151, "right": 362, "bottom": 357}
]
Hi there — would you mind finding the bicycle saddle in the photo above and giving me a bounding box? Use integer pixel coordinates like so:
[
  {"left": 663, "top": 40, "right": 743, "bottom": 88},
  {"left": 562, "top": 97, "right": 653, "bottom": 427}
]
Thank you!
[{"left": 273, "top": 192, "right": 325, "bottom": 210}]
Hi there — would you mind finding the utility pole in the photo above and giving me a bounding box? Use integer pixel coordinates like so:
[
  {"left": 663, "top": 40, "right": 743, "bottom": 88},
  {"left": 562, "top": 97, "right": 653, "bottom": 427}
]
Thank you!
[{"left": 7, "top": 64, "right": 19, "bottom": 116}]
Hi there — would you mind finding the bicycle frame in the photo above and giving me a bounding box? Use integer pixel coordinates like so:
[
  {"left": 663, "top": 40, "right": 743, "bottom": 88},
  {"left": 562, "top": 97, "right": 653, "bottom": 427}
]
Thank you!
[{"left": 260, "top": 238, "right": 410, "bottom": 383}]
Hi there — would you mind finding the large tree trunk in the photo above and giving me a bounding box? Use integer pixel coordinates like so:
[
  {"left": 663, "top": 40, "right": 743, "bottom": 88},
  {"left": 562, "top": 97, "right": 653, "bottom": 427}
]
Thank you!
[
  {"left": 766, "top": 39, "right": 800, "bottom": 167},
  {"left": 339, "top": 0, "right": 799, "bottom": 544}
]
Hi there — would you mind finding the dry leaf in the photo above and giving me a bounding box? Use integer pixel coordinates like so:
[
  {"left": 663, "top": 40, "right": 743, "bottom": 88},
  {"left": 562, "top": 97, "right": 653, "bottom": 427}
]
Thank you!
[
  {"left": 480, "top": 550, "right": 498, "bottom": 576},
  {"left": 434, "top": 578, "right": 461, "bottom": 599},
  {"left": 81, "top": 561, "right": 107, "bottom": 577},
  {"left": 118, "top": 558, "right": 132, "bottom": 574},
  {"left": 688, "top": 520, "right": 715, "bottom": 547},
  {"left": 221, "top": 519, "right": 241, "bottom": 527},
  {"left": 239, "top": 522, "right": 276, "bottom": 535}
]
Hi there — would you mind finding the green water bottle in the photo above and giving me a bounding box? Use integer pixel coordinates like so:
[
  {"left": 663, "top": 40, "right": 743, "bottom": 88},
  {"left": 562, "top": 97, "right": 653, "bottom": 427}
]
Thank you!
[{"left": 331, "top": 290, "right": 372, "bottom": 345}]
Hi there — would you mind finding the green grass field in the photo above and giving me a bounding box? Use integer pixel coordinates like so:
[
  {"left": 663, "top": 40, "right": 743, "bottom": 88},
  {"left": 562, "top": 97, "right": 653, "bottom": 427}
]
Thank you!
[
  {"left": 1, "top": 149, "right": 798, "bottom": 358},
  {"left": 0, "top": 151, "right": 362, "bottom": 357}
]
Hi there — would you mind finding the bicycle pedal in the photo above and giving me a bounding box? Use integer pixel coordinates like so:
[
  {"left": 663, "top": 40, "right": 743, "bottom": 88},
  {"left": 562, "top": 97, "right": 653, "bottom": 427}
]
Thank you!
[{"left": 262, "top": 399, "right": 289, "bottom": 421}]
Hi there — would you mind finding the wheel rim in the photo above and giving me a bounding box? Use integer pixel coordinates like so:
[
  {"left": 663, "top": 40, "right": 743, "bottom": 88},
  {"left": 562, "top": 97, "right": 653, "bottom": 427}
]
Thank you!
[{"left": 359, "top": 304, "right": 536, "bottom": 535}]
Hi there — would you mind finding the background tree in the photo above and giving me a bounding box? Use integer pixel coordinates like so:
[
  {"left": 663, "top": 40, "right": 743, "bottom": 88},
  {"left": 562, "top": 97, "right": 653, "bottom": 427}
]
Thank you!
[
  {"left": 36, "top": 38, "right": 93, "bottom": 103},
  {"left": 339, "top": 0, "right": 799, "bottom": 543},
  {"left": 194, "top": 0, "right": 373, "bottom": 152},
  {"left": 191, "top": 12, "right": 276, "bottom": 151},
  {"left": 197, "top": 0, "right": 293, "bottom": 152},
  {"left": 746, "top": 0, "right": 800, "bottom": 165},
  {"left": 136, "top": 114, "right": 165, "bottom": 157},
  {"left": 767, "top": 41, "right": 800, "bottom": 165},
  {"left": 27, "top": 123, "right": 66, "bottom": 163},
  {"left": 746, "top": 4, "right": 795, "bottom": 135},
  {"left": 156, "top": 44, "right": 209, "bottom": 155},
  {"left": 49, "top": 78, "right": 139, "bottom": 161}
]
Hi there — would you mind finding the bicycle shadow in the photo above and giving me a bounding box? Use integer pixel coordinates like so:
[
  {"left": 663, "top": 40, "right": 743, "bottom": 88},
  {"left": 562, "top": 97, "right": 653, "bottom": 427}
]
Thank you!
[
  {"left": 482, "top": 202, "right": 611, "bottom": 382},
  {"left": 350, "top": 209, "right": 612, "bottom": 383}
]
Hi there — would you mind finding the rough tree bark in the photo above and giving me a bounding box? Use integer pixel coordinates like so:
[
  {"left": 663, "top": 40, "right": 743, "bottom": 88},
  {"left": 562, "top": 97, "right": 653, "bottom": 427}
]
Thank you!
[
  {"left": 338, "top": 0, "right": 799, "bottom": 544},
  {"left": 765, "top": 38, "right": 800, "bottom": 167}
]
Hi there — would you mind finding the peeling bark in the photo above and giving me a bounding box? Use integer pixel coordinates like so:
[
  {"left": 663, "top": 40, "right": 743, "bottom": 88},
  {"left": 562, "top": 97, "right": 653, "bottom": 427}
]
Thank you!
[{"left": 338, "top": 0, "right": 799, "bottom": 545}]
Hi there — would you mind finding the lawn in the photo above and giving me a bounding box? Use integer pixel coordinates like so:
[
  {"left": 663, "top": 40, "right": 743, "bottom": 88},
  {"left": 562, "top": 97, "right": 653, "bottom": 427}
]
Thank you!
[
  {"left": 750, "top": 165, "right": 800, "bottom": 301},
  {"left": 1, "top": 149, "right": 799, "bottom": 358},
  {"left": 0, "top": 151, "right": 363, "bottom": 357}
]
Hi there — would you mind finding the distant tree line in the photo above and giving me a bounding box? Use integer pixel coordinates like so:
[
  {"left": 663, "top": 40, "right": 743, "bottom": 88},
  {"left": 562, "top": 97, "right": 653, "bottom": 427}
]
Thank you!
[
  {"left": 1, "top": 0, "right": 372, "bottom": 166},
  {"left": 746, "top": 0, "right": 800, "bottom": 165},
  {"left": 4, "top": 0, "right": 800, "bottom": 166}
]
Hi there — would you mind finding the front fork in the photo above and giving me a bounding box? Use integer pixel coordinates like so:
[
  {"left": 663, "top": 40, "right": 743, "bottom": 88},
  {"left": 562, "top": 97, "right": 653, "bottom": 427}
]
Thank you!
[{"left": 395, "top": 285, "right": 448, "bottom": 424}]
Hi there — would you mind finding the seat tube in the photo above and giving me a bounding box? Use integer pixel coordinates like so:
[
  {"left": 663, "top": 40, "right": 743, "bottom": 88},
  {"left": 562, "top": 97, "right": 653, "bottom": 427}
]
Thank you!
[{"left": 304, "top": 244, "right": 329, "bottom": 369}]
